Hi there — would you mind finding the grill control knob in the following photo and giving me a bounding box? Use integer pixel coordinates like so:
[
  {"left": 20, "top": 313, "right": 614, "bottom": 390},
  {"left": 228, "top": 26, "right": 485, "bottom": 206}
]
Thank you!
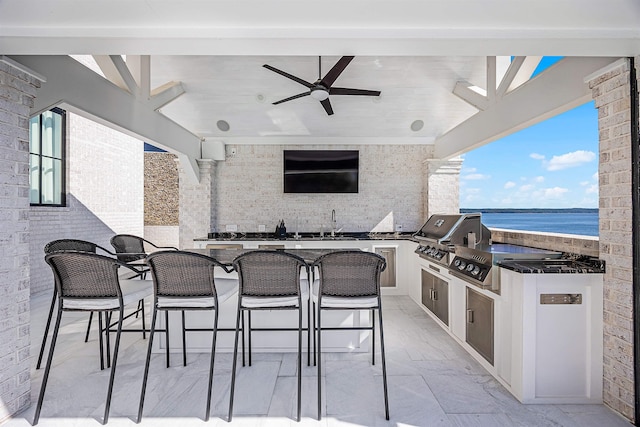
[
  {"left": 435, "top": 251, "right": 444, "bottom": 259},
  {"left": 457, "top": 260, "right": 467, "bottom": 270},
  {"left": 466, "top": 263, "right": 475, "bottom": 272},
  {"left": 453, "top": 259, "right": 461, "bottom": 267},
  {"left": 471, "top": 265, "right": 481, "bottom": 276}
]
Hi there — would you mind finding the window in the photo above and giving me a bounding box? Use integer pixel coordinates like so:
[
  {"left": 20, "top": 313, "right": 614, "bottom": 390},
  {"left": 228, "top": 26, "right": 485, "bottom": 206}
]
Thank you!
[{"left": 29, "top": 108, "right": 66, "bottom": 206}]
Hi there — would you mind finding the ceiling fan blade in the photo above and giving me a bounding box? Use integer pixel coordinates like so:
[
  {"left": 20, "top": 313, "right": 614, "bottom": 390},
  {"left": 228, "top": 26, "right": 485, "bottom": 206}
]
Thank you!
[
  {"left": 272, "top": 91, "right": 310, "bottom": 105},
  {"left": 320, "top": 56, "right": 354, "bottom": 88},
  {"left": 330, "top": 87, "right": 381, "bottom": 97},
  {"left": 320, "top": 98, "right": 334, "bottom": 115},
  {"left": 263, "top": 64, "right": 314, "bottom": 88}
]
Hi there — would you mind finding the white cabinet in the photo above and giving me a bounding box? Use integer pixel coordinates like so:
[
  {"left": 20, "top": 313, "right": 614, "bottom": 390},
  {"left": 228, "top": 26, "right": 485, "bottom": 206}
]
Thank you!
[
  {"left": 499, "top": 268, "right": 603, "bottom": 404},
  {"left": 411, "top": 256, "right": 603, "bottom": 405}
]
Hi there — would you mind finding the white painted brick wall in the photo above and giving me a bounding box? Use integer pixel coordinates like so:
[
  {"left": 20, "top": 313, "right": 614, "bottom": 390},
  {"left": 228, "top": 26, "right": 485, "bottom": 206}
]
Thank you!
[
  {"left": 206, "top": 144, "right": 433, "bottom": 236},
  {"left": 0, "top": 59, "right": 41, "bottom": 423},
  {"left": 29, "top": 113, "right": 144, "bottom": 295},
  {"left": 425, "top": 158, "right": 463, "bottom": 217},
  {"left": 179, "top": 159, "right": 214, "bottom": 249}
]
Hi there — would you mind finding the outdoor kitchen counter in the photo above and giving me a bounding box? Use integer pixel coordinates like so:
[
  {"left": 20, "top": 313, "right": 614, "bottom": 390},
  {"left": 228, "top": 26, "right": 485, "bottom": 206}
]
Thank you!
[
  {"left": 497, "top": 260, "right": 604, "bottom": 405},
  {"left": 498, "top": 257, "right": 605, "bottom": 274},
  {"left": 194, "top": 231, "right": 418, "bottom": 242}
]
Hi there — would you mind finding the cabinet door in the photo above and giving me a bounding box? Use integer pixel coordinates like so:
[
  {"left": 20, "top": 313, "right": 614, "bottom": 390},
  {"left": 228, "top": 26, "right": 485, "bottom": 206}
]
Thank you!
[
  {"left": 421, "top": 269, "right": 434, "bottom": 311},
  {"left": 421, "top": 268, "right": 449, "bottom": 326},
  {"left": 375, "top": 247, "right": 396, "bottom": 287},
  {"left": 466, "top": 287, "right": 494, "bottom": 365},
  {"left": 432, "top": 276, "right": 449, "bottom": 326}
]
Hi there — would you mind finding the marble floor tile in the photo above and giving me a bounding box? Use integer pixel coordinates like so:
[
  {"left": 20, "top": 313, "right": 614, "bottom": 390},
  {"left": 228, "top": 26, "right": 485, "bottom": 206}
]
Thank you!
[{"left": 3, "top": 294, "right": 628, "bottom": 427}]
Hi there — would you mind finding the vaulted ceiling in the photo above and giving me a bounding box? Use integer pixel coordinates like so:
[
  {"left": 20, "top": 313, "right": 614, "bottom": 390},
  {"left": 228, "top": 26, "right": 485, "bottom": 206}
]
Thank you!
[{"left": 1, "top": 0, "right": 639, "bottom": 180}]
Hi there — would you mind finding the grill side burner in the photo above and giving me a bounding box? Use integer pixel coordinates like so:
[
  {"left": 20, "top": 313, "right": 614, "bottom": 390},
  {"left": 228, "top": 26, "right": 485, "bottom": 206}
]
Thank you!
[{"left": 449, "top": 244, "right": 563, "bottom": 294}]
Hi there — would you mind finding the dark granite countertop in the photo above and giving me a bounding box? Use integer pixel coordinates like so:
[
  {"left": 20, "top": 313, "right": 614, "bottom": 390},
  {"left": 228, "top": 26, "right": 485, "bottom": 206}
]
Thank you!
[
  {"left": 194, "top": 231, "right": 418, "bottom": 242},
  {"left": 498, "top": 257, "right": 605, "bottom": 274}
]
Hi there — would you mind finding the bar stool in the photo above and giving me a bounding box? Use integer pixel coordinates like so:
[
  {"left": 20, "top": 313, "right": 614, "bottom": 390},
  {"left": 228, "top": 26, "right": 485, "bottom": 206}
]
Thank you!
[
  {"left": 38, "top": 239, "right": 147, "bottom": 372},
  {"left": 313, "top": 250, "right": 389, "bottom": 420},
  {"left": 137, "top": 250, "right": 238, "bottom": 422},
  {"left": 228, "top": 250, "right": 309, "bottom": 422},
  {"left": 35, "top": 251, "right": 151, "bottom": 425}
]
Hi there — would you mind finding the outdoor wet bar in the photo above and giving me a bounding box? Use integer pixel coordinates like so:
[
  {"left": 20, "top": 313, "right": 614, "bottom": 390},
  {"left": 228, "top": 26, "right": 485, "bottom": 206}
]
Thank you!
[{"left": 2, "top": 5, "right": 637, "bottom": 425}]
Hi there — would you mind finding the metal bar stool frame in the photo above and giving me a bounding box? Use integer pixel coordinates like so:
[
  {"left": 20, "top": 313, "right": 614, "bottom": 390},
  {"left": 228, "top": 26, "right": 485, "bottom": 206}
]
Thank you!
[
  {"left": 313, "top": 250, "right": 390, "bottom": 421},
  {"left": 35, "top": 251, "right": 141, "bottom": 425},
  {"left": 137, "top": 250, "right": 237, "bottom": 423},
  {"left": 228, "top": 250, "right": 309, "bottom": 422}
]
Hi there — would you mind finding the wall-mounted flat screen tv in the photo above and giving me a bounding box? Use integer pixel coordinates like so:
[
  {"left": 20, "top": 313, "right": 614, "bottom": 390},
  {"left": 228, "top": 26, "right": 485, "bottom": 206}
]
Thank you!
[{"left": 284, "top": 150, "right": 359, "bottom": 193}]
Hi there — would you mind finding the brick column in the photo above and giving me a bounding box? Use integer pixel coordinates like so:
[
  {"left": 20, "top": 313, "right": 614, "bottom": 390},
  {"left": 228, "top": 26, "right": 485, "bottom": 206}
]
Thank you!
[
  {"left": 587, "top": 58, "right": 635, "bottom": 422},
  {"left": 178, "top": 159, "right": 215, "bottom": 249},
  {"left": 424, "top": 158, "right": 463, "bottom": 216},
  {"left": 0, "top": 58, "right": 42, "bottom": 422}
]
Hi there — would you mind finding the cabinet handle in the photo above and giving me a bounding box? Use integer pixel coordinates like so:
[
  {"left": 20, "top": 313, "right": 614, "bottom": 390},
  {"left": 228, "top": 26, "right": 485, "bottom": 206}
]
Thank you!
[
  {"left": 467, "top": 309, "right": 474, "bottom": 324},
  {"left": 432, "top": 289, "right": 438, "bottom": 301}
]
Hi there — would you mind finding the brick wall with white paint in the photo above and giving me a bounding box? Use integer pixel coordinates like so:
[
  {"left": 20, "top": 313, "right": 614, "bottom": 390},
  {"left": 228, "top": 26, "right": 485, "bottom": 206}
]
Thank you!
[
  {"left": 211, "top": 144, "right": 433, "bottom": 236},
  {"left": 0, "top": 59, "right": 41, "bottom": 422},
  {"left": 588, "top": 58, "right": 635, "bottom": 422},
  {"left": 179, "top": 159, "right": 214, "bottom": 249},
  {"left": 424, "top": 158, "right": 463, "bottom": 217},
  {"left": 29, "top": 113, "right": 144, "bottom": 295}
]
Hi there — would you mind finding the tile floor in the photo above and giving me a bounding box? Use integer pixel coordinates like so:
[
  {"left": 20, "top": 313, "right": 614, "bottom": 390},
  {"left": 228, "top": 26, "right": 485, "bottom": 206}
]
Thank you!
[{"left": 3, "top": 294, "right": 632, "bottom": 426}]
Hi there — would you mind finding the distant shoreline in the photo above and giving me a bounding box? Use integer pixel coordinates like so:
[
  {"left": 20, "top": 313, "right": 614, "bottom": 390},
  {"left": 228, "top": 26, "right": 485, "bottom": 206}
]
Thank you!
[{"left": 460, "top": 208, "right": 598, "bottom": 214}]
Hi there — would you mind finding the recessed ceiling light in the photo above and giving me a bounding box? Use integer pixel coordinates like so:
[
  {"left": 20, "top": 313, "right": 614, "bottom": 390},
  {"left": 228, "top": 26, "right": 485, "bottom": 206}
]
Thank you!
[
  {"left": 411, "top": 120, "right": 424, "bottom": 132},
  {"left": 256, "top": 93, "right": 266, "bottom": 103},
  {"left": 216, "top": 120, "right": 230, "bottom": 132}
]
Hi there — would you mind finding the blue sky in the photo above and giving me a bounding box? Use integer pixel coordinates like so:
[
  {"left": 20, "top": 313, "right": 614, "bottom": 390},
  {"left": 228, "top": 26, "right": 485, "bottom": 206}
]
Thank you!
[{"left": 459, "top": 58, "right": 599, "bottom": 209}]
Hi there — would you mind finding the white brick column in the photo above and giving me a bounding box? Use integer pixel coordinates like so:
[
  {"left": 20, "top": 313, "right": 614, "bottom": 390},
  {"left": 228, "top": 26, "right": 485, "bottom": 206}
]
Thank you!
[
  {"left": 0, "top": 58, "right": 43, "bottom": 422},
  {"left": 424, "top": 158, "right": 463, "bottom": 217},
  {"left": 587, "top": 58, "right": 636, "bottom": 422},
  {"left": 178, "top": 159, "right": 215, "bottom": 249}
]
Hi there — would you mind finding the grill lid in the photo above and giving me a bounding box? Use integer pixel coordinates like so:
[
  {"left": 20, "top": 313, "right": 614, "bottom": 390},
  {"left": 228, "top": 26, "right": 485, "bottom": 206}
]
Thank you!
[{"left": 413, "top": 213, "right": 490, "bottom": 247}]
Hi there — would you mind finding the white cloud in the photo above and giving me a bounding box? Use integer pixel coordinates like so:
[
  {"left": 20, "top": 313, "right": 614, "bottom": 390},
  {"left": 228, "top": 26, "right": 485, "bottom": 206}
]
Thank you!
[
  {"left": 463, "top": 167, "right": 477, "bottom": 173},
  {"left": 580, "top": 181, "right": 589, "bottom": 186},
  {"left": 543, "top": 187, "right": 569, "bottom": 198},
  {"left": 530, "top": 153, "right": 545, "bottom": 160},
  {"left": 546, "top": 150, "right": 596, "bottom": 171},
  {"left": 463, "top": 173, "right": 490, "bottom": 180},
  {"left": 585, "top": 184, "right": 598, "bottom": 194},
  {"left": 504, "top": 181, "right": 516, "bottom": 189},
  {"left": 519, "top": 184, "right": 535, "bottom": 192},
  {"left": 592, "top": 172, "right": 598, "bottom": 181},
  {"left": 534, "top": 176, "right": 545, "bottom": 183}
]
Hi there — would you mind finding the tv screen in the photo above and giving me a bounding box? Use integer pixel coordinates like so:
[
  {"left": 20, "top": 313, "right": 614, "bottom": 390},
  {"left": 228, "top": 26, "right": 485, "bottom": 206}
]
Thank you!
[{"left": 284, "top": 150, "right": 359, "bottom": 193}]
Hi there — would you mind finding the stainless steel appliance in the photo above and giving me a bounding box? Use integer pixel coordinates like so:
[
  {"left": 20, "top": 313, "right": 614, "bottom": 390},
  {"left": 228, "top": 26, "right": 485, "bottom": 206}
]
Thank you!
[
  {"left": 449, "top": 243, "right": 562, "bottom": 294},
  {"left": 413, "top": 213, "right": 490, "bottom": 267}
]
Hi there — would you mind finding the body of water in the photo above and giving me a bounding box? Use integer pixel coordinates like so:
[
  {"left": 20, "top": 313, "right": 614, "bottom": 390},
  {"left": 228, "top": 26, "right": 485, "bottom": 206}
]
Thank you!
[{"left": 469, "top": 211, "right": 599, "bottom": 237}]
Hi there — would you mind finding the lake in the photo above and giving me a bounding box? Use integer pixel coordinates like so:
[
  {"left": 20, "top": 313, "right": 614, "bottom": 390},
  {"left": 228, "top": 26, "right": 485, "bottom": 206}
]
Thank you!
[{"left": 469, "top": 211, "right": 599, "bottom": 237}]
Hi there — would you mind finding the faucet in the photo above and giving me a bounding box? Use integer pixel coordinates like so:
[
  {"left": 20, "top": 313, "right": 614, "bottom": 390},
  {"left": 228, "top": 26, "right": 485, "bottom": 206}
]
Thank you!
[{"left": 331, "top": 209, "right": 337, "bottom": 237}]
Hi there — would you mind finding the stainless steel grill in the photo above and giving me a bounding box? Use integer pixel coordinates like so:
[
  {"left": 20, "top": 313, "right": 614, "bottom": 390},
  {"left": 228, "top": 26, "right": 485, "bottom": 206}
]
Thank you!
[
  {"left": 414, "top": 213, "right": 563, "bottom": 294},
  {"left": 413, "top": 213, "right": 490, "bottom": 266}
]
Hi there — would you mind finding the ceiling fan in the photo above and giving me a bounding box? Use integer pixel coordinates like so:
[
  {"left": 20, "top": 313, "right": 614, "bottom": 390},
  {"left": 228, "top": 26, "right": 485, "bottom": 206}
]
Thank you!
[{"left": 263, "top": 56, "right": 381, "bottom": 116}]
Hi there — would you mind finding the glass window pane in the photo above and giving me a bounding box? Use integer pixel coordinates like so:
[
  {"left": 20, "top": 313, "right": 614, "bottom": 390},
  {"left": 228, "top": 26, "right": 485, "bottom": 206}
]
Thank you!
[
  {"left": 51, "top": 112, "right": 62, "bottom": 159},
  {"left": 29, "top": 154, "right": 40, "bottom": 204},
  {"left": 41, "top": 157, "right": 62, "bottom": 204},
  {"left": 29, "top": 116, "right": 40, "bottom": 155},
  {"left": 41, "top": 111, "right": 55, "bottom": 157},
  {"left": 30, "top": 109, "right": 65, "bottom": 206}
]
